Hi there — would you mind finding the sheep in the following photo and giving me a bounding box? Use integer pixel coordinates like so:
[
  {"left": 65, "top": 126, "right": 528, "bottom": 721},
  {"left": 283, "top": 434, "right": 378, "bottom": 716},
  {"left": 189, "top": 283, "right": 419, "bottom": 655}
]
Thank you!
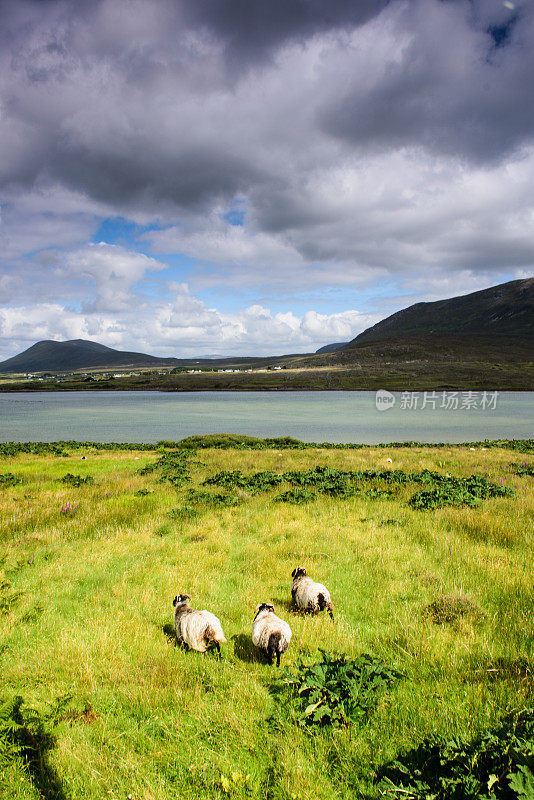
[
  {"left": 291, "top": 567, "right": 334, "bottom": 621},
  {"left": 252, "top": 603, "right": 292, "bottom": 667},
  {"left": 172, "top": 594, "right": 227, "bottom": 655}
]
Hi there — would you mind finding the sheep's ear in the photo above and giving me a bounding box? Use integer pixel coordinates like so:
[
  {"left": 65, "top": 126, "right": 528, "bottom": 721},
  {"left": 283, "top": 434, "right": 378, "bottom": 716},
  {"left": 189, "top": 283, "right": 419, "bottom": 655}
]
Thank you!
[
  {"left": 173, "top": 596, "right": 178, "bottom": 607},
  {"left": 291, "top": 568, "right": 297, "bottom": 578}
]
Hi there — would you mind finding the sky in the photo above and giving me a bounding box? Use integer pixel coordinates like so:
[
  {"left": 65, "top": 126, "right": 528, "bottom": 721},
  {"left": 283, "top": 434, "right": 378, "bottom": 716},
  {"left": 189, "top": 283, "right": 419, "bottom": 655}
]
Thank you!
[{"left": 0, "top": 0, "right": 533, "bottom": 360}]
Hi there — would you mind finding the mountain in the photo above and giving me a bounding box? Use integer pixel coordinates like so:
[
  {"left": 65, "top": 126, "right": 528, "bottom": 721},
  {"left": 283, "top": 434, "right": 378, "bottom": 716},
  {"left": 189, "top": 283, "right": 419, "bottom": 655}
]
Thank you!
[
  {"left": 315, "top": 342, "right": 348, "bottom": 354},
  {"left": 347, "top": 278, "right": 534, "bottom": 346},
  {"left": 0, "top": 339, "right": 300, "bottom": 374},
  {"left": 292, "top": 278, "right": 534, "bottom": 387},
  {"left": 0, "top": 339, "right": 182, "bottom": 373}
]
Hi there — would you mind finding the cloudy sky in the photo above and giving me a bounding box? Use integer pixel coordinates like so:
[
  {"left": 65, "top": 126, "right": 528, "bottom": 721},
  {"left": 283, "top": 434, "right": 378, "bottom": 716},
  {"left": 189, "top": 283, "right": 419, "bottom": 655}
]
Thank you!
[{"left": 0, "top": 0, "right": 533, "bottom": 359}]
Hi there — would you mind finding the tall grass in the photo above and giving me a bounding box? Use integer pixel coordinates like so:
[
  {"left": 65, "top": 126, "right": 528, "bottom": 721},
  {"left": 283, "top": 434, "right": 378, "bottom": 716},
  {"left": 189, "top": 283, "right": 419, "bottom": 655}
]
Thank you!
[{"left": 0, "top": 443, "right": 532, "bottom": 799}]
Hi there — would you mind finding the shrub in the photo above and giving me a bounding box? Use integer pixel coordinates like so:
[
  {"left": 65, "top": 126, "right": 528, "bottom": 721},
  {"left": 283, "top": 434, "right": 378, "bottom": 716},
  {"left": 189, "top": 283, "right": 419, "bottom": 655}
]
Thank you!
[
  {"left": 409, "top": 476, "right": 514, "bottom": 510},
  {"left": 137, "top": 450, "right": 198, "bottom": 487},
  {"left": 273, "top": 651, "right": 403, "bottom": 729},
  {"left": 275, "top": 488, "right": 316, "bottom": 504},
  {"left": 509, "top": 462, "right": 534, "bottom": 478},
  {"left": 187, "top": 490, "right": 241, "bottom": 508},
  {"left": 203, "top": 470, "right": 283, "bottom": 493},
  {"left": 377, "top": 707, "right": 534, "bottom": 799},
  {"left": 0, "top": 473, "right": 21, "bottom": 488},
  {"left": 60, "top": 474, "right": 94, "bottom": 487},
  {"left": 0, "top": 693, "right": 76, "bottom": 792},
  {"left": 168, "top": 505, "right": 200, "bottom": 521}
]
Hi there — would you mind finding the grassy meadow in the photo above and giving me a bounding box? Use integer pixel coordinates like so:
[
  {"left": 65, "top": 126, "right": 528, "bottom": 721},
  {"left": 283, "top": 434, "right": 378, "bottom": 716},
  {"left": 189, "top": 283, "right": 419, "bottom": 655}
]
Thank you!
[{"left": 1, "top": 440, "right": 533, "bottom": 799}]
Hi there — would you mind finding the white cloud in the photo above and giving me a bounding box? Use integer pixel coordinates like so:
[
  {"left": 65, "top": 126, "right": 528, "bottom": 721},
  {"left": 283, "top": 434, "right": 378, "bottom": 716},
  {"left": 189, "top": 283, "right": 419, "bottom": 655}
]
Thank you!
[
  {"left": 63, "top": 242, "right": 168, "bottom": 312},
  {"left": 0, "top": 283, "right": 381, "bottom": 360}
]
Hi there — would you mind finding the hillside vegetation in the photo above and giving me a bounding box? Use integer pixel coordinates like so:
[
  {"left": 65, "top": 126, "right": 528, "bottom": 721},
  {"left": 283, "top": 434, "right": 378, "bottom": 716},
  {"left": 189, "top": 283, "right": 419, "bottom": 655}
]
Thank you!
[
  {"left": 349, "top": 278, "right": 534, "bottom": 345},
  {"left": 0, "top": 438, "right": 533, "bottom": 799}
]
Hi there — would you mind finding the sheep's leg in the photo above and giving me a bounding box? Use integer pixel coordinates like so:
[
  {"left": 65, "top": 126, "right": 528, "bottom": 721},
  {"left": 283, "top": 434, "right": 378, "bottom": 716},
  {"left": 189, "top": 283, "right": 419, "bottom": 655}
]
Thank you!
[
  {"left": 268, "top": 632, "right": 281, "bottom": 666},
  {"left": 276, "top": 651, "right": 281, "bottom": 668},
  {"left": 214, "top": 642, "right": 221, "bottom": 657},
  {"left": 328, "top": 608, "right": 334, "bottom": 622}
]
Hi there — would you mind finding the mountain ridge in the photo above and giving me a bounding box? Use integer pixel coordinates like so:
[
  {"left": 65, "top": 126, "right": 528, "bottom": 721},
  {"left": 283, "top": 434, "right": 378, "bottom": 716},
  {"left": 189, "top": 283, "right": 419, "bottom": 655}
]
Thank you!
[{"left": 347, "top": 277, "right": 534, "bottom": 347}]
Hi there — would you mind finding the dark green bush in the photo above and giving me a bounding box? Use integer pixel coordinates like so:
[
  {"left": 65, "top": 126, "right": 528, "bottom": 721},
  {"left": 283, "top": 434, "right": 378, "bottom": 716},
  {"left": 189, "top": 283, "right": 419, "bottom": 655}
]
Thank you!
[
  {"left": 60, "top": 473, "right": 94, "bottom": 487},
  {"left": 203, "top": 469, "right": 283, "bottom": 493},
  {"left": 509, "top": 462, "right": 534, "bottom": 478},
  {"left": 0, "top": 438, "right": 533, "bottom": 456},
  {"left": 275, "top": 488, "right": 316, "bottom": 504},
  {"left": 409, "top": 476, "right": 514, "bottom": 510},
  {"left": 187, "top": 490, "right": 241, "bottom": 508},
  {"left": 137, "top": 450, "right": 199, "bottom": 487},
  {"left": 0, "top": 473, "right": 21, "bottom": 488},
  {"left": 0, "top": 693, "right": 75, "bottom": 795},
  {"left": 168, "top": 504, "right": 200, "bottom": 520},
  {"left": 273, "top": 651, "right": 402, "bottom": 729},
  {"left": 378, "top": 707, "right": 534, "bottom": 799}
]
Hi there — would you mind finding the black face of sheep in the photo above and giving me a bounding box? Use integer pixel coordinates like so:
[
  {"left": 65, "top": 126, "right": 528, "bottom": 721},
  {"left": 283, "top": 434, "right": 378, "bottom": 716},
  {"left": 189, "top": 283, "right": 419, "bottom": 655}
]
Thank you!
[
  {"left": 255, "top": 602, "right": 275, "bottom": 615},
  {"left": 173, "top": 594, "right": 191, "bottom": 607},
  {"left": 291, "top": 567, "right": 307, "bottom": 579}
]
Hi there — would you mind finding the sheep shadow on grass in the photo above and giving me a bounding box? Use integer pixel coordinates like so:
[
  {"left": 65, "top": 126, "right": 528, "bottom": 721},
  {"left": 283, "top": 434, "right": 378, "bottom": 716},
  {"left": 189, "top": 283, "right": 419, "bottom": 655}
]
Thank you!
[
  {"left": 162, "top": 622, "right": 183, "bottom": 649},
  {"left": 271, "top": 597, "right": 308, "bottom": 617},
  {"left": 232, "top": 633, "right": 265, "bottom": 664}
]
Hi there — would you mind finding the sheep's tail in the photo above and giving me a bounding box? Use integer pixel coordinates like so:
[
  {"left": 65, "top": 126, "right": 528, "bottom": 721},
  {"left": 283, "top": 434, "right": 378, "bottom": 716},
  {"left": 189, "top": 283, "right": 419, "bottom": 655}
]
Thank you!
[
  {"left": 318, "top": 593, "right": 335, "bottom": 622},
  {"left": 267, "top": 631, "right": 285, "bottom": 667},
  {"left": 205, "top": 626, "right": 227, "bottom": 646}
]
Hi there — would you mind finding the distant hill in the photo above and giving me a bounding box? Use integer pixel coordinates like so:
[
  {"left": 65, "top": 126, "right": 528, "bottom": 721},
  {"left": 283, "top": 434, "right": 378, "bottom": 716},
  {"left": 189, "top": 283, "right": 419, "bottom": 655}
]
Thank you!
[
  {"left": 346, "top": 278, "right": 534, "bottom": 347},
  {"left": 315, "top": 342, "right": 348, "bottom": 354},
  {"left": 0, "top": 339, "right": 183, "bottom": 373},
  {"left": 0, "top": 339, "right": 300, "bottom": 374}
]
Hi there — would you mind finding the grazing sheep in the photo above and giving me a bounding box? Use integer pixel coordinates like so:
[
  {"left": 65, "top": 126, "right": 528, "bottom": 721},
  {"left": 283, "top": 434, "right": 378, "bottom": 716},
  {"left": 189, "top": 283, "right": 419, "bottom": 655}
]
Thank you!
[
  {"left": 291, "top": 567, "right": 334, "bottom": 621},
  {"left": 252, "top": 603, "right": 292, "bottom": 666},
  {"left": 172, "top": 594, "right": 227, "bottom": 655}
]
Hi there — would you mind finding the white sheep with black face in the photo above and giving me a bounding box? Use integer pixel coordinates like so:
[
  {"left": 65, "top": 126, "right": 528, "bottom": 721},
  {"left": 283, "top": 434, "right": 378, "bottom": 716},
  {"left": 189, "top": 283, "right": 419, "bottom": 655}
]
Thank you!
[
  {"left": 172, "top": 594, "right": 227, "bottom": 655},
  {"left": 252, "top": 603, "right": 292, "bottom": 667},
  {"left": 291, "top": 567, "right": 334, "bottom": 621}
]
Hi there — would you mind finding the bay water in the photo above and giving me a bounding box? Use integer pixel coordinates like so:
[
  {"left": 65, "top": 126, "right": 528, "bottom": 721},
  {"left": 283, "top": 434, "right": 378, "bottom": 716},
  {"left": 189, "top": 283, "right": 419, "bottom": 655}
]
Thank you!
[{"left": 0, "top": 390, "right": 532, "bottom": 444}]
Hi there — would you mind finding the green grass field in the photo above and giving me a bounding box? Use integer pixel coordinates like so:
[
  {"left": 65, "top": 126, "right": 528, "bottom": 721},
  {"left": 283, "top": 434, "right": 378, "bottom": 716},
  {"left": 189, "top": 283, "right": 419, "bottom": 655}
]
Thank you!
[{"left": 1, "top": 441, "right": 533, "bottom": 799}]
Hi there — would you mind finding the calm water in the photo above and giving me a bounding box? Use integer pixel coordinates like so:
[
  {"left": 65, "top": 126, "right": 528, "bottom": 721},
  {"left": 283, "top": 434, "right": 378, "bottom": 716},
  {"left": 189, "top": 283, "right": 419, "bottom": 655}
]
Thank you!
[{"left": 0, "top": 391, "right": 532, "bottom": 444}]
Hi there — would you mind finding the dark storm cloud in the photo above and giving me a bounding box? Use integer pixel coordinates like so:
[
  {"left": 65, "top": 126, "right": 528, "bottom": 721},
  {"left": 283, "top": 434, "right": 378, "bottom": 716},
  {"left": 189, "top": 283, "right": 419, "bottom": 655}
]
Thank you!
[
  {"left": 320, "top": 0, "right": 534, "bottom": 163},
  {"left": 1, "top": 0, "right": 533, "bottom": 212},
  {"left": 183, "top": 0, "right": 388, "bottom": 65},
  {"left": 0, "top": 0, "right": 533, "bottom": 312},
  {"left": 53, "top": 145, "right": 264, "bottom": 211}
]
